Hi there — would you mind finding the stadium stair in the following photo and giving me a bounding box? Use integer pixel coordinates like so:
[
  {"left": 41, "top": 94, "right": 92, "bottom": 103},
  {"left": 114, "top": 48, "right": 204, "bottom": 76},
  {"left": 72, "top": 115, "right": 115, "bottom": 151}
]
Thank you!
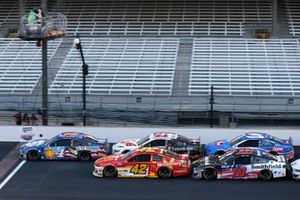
[{"left": 172, "top": 38, "right": 193, "bottom": 97}]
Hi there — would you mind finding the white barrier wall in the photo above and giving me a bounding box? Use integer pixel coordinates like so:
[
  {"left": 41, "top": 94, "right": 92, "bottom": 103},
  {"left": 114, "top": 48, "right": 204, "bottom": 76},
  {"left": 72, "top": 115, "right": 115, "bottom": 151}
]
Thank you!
[{"left": 0, "top": 126, "right": 300, "bottom": 144}]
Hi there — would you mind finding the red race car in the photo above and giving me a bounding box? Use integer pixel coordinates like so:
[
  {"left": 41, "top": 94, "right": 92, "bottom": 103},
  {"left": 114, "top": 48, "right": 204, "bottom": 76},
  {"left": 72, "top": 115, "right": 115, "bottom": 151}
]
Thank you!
[{"left": 93, "top": 147, "right": 191, "bottom": 178}]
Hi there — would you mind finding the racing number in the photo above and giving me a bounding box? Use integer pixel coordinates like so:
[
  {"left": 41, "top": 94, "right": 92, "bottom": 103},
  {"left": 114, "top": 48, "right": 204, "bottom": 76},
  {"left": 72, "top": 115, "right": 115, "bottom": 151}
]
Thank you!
[
  {"left": 130, "top": 164, "right": 148, "bottom": 175},
  {"left": 233, "top": 167, "right": 247, "bottom": 177}
]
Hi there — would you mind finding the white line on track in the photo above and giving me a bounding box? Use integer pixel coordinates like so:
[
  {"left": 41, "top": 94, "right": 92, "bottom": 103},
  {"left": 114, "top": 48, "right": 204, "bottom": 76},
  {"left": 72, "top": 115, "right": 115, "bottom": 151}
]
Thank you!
[{"left": 0, "top": 160, "right": 26, "bottom": 190}]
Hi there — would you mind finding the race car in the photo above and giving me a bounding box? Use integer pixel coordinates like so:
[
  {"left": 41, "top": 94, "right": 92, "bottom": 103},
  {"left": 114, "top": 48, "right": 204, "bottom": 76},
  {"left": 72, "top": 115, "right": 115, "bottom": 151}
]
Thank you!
[
  {"left": 291, "top": 159, "right": 300, "bottom": 180},
  {"left": 112, "top": 132, "right": 201, "bottom": 159},
  {"left": 191, "top": 147, "right": 291, "bottom": 180},
  {"left": 93, "top": 147, "right": 191, "bottom": 178},
  {"left": 20, "top": 132, "right": 109, "bottom": 161},
  {"left": 205, "top": 132, "right": 294, "bottom": 160}
]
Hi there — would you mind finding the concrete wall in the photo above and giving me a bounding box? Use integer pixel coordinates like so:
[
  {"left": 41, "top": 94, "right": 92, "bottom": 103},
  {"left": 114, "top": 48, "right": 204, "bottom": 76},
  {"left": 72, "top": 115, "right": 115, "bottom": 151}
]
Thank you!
[{"left": 0, "top": 126, "right": 299, "bottom": 145}]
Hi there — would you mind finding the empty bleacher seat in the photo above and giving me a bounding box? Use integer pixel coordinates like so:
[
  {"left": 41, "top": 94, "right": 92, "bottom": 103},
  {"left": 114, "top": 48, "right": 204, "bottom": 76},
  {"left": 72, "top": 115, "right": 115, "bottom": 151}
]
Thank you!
[
  {"left": 189, "top": 38, "right": 300, "bottom": 96},
  {"left": 49, "top": 38, "right": 179, "bottom": 95},
  {"left": 285, "top": 0, "right": 300, "bottom": 37},
  {"left": 0, "top": 38, "right": 62, "bottom": 94}
]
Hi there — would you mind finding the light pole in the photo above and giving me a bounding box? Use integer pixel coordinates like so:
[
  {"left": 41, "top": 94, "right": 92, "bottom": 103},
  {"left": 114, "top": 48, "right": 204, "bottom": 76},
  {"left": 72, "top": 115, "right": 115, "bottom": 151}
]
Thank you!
[
  {"left": 74, "top": 34, "right": 88, "bottom": 126},
  {"left": 209, "top": 85, "right": 214, "bottom": 128}
]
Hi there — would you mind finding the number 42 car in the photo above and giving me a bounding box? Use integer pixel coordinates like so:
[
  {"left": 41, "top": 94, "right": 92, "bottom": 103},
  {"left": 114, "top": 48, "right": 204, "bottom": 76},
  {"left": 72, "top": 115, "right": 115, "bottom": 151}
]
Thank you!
[
  {"left": 192, "top": 148, "right": 291, "bottom": 181},
  {"left": 93, "top": 147, "right": 191, "bottom": 178}
]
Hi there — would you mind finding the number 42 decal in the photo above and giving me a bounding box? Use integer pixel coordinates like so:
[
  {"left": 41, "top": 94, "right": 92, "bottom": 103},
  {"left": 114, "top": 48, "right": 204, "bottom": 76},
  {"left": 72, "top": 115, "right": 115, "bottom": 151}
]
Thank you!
[{"left": 130, "top": 164, "right": 148, "bottom": 175}]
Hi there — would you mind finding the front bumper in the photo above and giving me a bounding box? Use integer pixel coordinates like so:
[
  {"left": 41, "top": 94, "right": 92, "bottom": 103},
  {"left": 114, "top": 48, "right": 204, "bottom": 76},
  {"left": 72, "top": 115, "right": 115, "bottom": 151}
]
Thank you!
[{"left": 93, "top": 166, "right": 104, "bottom": 177}]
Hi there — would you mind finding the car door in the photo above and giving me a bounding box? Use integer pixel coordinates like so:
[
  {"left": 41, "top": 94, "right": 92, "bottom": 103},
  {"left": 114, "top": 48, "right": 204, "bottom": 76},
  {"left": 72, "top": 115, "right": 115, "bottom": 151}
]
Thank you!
[
  {"left": 259, "top": 140, "right": 276, "bottom": 152},
  {"left": 232, "top": 155, "right": 251, "bottom": 178},
  {"left": 47, "top": 139, "right": 72, "bottom": 160},
  {"left": 124, "top": 154, "right": 151, "bottom": 177}
]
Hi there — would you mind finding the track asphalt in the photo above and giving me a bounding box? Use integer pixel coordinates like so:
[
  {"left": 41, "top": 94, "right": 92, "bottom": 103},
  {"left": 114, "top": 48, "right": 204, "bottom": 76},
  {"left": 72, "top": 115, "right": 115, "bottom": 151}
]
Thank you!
[
  {"left": 0, "top": 145, "right": 299, "bottom": 200},
  {"left": 0, "top": 161, "right": 299, "bottom": 200}
]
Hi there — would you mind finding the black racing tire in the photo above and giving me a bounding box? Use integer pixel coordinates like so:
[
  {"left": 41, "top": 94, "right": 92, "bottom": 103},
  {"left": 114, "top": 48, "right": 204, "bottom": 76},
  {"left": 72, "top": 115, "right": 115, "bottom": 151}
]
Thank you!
[
  {"left": 259, "top": 169, "right": 273, "bottom": 181},
  {"left": 103, "top": 166, "right": 118, "bottom": 178},
  {"left": 27, "top": 150, "right": 41, "bottom": 161},
  {"left": 78, "top": 151, "right": 91, "bottom": 161},
  {"left": 214, "top": 151, "right": 225, "bottom": 156},
  {"left": 158, "top": 167, "right": 173, "bottom": 179},
  {"left": 202, "top": 167, "right": 217, "bottom": 180}
]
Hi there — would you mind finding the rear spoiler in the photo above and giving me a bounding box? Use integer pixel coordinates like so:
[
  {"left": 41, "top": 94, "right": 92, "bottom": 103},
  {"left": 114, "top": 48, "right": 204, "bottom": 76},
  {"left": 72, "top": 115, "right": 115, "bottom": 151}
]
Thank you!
[
  {"left": 191, "top": 136, "right": 203, "bottom": 155},
  {"left": 282, "top": 136, "right": 293, "bottom": 145}
]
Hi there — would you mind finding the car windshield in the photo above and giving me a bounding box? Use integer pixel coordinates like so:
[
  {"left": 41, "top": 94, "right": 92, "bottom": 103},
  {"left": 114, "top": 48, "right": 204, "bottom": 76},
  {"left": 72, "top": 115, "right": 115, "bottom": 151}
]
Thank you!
[
  {"left": 121, "top": 150, "right": 135, "bottom": 160},
  {"left": 218, "top": 150, "right": 235, "bottom": 163},
  {"left": 137, "top": 136, "right": 150, "bottom": 146},
  {"left": 229, "top": 135, "right": 241, "bottom": 146},
  {"left": 44, "top": 137, "right": 55, "bottom": 146},
  {"left": 84, "top": 134, "right": 98, "bottom": 143}
]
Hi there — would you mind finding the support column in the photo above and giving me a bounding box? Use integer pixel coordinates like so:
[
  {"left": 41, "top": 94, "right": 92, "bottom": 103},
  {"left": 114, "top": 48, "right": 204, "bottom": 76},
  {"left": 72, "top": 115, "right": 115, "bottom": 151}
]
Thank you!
[
  {"left": 272, "top": 0, "right": 278, "bottom": 37},
  {"left": 19, "top": 0, "right": 24, "bottom": 19},
  {"left": 41, "top": 0, "right": 48, "bottom": 125}
]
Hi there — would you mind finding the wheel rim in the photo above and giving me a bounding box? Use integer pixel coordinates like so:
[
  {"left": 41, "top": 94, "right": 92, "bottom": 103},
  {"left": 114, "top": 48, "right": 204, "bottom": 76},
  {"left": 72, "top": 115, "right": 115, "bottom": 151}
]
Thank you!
[
  {"left": 159, "top": 168, "right": 171, "bottom": 178},
  {"left": 203, "top": 168, "right": 215, "bottom": 180},
  {"left": 260, "top": 170, "right": 272, "bottom": 180},
  {"left": 28, "top": 151, "right": 39, "bottom": 160}
]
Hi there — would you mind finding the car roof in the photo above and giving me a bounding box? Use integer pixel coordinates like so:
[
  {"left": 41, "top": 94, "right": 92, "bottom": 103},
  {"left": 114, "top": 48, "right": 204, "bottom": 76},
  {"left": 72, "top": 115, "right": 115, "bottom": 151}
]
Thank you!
[
  {"left": 149, "top": 132, "right": 178, "bottom": 140},
  {"left": 56, "top": 132, "right": 84, "bottom": 139},
  {"left": 241, "top": 132, "right": 283, "bottom": 143},
  {"left": 134, "top": 147, "right": 177, "bottom": 157}
]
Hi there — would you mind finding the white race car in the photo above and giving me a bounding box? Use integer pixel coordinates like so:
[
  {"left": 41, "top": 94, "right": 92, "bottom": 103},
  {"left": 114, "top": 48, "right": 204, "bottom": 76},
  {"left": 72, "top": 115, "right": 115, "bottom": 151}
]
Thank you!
[
  {"left": 112, "top": 132, "right": 201, "bottom": 159},
  {"left": 291, "top": 159, "right": 300, "bottom": 179}
]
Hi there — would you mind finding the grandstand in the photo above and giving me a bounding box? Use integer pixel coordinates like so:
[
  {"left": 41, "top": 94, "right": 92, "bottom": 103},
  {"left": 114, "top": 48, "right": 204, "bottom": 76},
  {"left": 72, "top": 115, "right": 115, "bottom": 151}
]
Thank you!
[{"left": 0, "top": 0, "right": 300, "bottom": 127}]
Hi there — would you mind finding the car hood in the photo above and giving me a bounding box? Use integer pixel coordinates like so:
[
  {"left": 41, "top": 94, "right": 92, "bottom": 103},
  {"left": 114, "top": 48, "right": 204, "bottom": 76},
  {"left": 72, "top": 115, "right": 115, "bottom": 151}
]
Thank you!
[
  {"left": 95, "top": 154, "right": 123, "bottom": 166},
  {"left": 20, "top": 139, "right": 47, "bottom": 149},
  {"left": 113, "top": 139, "right": 139, "bottom": 148}
]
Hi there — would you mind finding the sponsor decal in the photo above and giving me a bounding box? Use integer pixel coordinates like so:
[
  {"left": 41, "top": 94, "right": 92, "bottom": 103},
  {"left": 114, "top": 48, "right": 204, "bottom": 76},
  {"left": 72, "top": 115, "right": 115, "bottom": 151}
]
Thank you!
[
  {"left": 236, "top": 149, "right": 254, "bottom": 155},
  {"left": 121, "top": 141, "right": 136, "bottom": 147},
  {"left": 251, "top": 164, "right": 283, "bottom": 169},
  {"left": 21, "top": 126, "right": 35, "bottom": 141},
  {"left": 61, "top": 132, "right": 78, "bottom": 137},
  {"left": 181, "top": 161, "right": 187, "bottom": 167},
  {"left": 246, "top": 133, "right": 264, "bottom": 139},
  {"left": 130, "top": 164, "right": 148, "bottom": 175},
  {"left": 272, "top": 147, "right": 284, "bottom": 152},
  {"left": 171, "top": 146, "right": 195, "bottom": 151},
  {"left": 44, "top": 149, "right": 55, "bottom": 160},
  {"left": 215, "top": 141, "right": 225, "bottom": 147},
  {"left": 158, "top": 162, "right": 180, "bottom": 167}
]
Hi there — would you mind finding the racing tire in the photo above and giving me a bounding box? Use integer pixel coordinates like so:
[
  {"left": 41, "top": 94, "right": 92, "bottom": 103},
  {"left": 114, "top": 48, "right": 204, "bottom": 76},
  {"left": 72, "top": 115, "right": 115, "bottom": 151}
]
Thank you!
[
  {"left": 202, "top": 167, "right": 217, "bottom": 180},
  {"left": 259, "top": 169, "right": 273, "bottom": 181},
  {"left": 269, "top": 151, "right": 278, "bottom": 156},
  {"left": 158, "top": 167, "right": 173, "bottom": 179},
  {"left": 103, "top": 166, "right": 118, "bottom": 178},
  {"left": 27, "top": 150, "right": 41, "bottom": 161},
  {"left": 78, "top": 151, "right": 91, "bottom": 161},
  {"left": 214, "top": 151, "right": 225, "bottom": 156}
]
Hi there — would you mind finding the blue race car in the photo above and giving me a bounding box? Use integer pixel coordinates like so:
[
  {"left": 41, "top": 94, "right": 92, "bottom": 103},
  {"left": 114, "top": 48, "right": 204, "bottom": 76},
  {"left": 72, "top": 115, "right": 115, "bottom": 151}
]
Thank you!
[
  {"left": 20, "top": 132, "right": 109, "bottom": 161},
  {"left": 205, "top": 132, "right": 294, "bottom": 160}
]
